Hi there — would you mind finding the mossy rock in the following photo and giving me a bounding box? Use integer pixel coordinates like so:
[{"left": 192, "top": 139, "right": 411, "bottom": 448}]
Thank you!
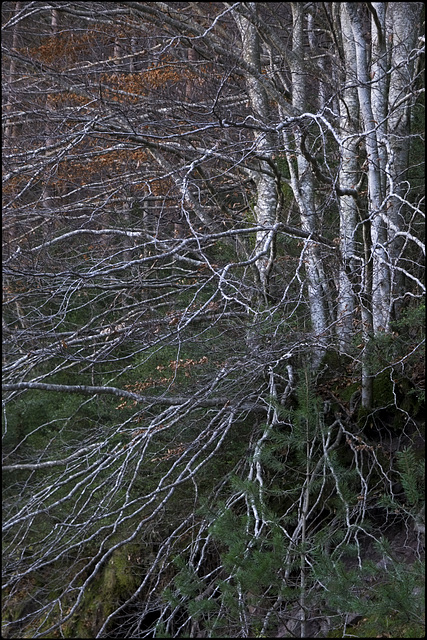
[{"left": 64, "top": 545, "right": 143, "bottom": 638}]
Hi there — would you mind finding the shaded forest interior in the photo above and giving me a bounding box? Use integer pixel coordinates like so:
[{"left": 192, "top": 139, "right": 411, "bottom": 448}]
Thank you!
[{"left": 2, "top": 2, "right": 425, "bottom": 638}]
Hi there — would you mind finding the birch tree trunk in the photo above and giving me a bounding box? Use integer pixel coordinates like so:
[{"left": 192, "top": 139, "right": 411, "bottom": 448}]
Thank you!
[
  {"left": 341, "top": 3, "right": 376, "bottom": 408},
  {"left": 370, "top": 3, "right": 388, "bottom": 195},
  {"left": 234, "top": 3, "right": 278, "bottom": 303},
  {"left": 337, "top": 4, "right": 359, "bottom": 353},
  {"left": 345, "top": 2, "right": 389, "bottom": 336},
  {"left": 286, "top": 2, "right": 328, "bottom": 368},
  {"left": 370, "top": 2, "right": 392, "bottom": 331},
  {"left": 386, "top": 2, "right": 423, "bottom": 321}
]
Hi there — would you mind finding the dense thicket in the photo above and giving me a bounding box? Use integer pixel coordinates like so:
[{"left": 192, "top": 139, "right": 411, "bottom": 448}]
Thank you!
[{"left": 2, "top": 2, "right": 425, "bottom": 638}]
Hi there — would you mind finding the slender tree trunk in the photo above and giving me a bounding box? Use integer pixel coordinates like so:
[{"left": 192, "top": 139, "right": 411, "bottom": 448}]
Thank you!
[
  {"left": 286, "top": 2, "right": 328, "bottom": 367},
  {"left": 345, "top": 2, "right": 388, "bottom": 334},
  {"left": 186, "top": 47, "right": 197, "bottom": 102},
  {"left": 337, "top": 4, "right": 359, "bottom": 353},
  {"left": 4, "top": 1, "right": 22, "bottom": 141},
  {"left": 42, "top": 8, "right": 60, "bottom": 210},
  {"left": 370, "top": 2, "right": 391, "bottom": 331},
  {"left": 340, "top": 3, "right": 377, "bottom": 408},
  {"left": 234, "top": 3, "right": 278, "bottom": 302},
  {"left": 386, "top": 2, "right": 423, "bottom": 321}
]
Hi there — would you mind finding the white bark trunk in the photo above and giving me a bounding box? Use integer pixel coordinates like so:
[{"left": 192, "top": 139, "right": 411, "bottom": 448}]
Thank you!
[
  {"left": 345, "top": 2, "right": 389, "bottom": 334},
  {"left": 386, "top": 2, "right": 423, "bottom": 320},
  {"left": 340, "top": 3, "right": 375, "bottom": 408},
  {"left": 287, "top": 3, "right": 328, "bottom": 367},
  {"left": 371, "top": 3, "right": 388, "bottom": 194},
  {"left": 234, "top": 3, "right": 278, "bottom": 302},
  {"left": 337, "top": 4, "right": 359, "bottom": 353},
  {"left": 370, "top": 2, "right": 391, "bottom": 330}
]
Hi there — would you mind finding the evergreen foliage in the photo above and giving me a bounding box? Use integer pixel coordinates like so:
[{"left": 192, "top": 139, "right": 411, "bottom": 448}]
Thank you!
[{"left": 395, "top": 447, "right": 425, "bottom": 508}]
